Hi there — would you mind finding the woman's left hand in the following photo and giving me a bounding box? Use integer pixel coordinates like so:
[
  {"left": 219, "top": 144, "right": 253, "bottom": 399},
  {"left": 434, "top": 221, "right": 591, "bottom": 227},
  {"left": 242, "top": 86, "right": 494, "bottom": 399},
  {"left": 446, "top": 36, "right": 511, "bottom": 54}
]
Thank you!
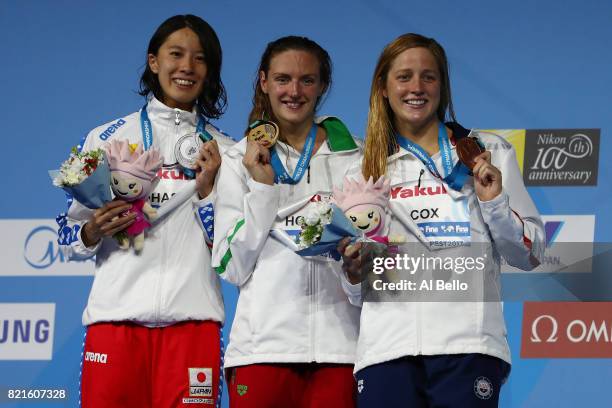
[
  {"left": 472, "top": 151, "right": 502, "bottom": 201},
  {"left": 195, "top": 140, "right": 221, "bottom": 199}
]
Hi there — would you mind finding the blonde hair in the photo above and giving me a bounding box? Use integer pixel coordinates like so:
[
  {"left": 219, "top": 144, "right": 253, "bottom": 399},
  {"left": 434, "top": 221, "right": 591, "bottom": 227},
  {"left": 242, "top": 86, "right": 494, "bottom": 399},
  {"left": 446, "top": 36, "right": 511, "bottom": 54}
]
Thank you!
[{"left": 362, "top": 33, "right": 456, "bottom": 180}]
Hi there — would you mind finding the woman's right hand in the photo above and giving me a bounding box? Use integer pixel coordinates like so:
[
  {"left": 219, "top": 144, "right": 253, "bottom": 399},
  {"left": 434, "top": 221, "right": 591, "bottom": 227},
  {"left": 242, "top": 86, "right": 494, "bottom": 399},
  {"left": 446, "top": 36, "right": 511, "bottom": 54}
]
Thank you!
[
  {"left": 81, "top": 200, "right": 137, "bottom": 247},
  {"left": 242, "top": 140, "right": 275, "bottom": 185},
  {"left": 338, "top": 238, "right": 363, "bottom": 285}
]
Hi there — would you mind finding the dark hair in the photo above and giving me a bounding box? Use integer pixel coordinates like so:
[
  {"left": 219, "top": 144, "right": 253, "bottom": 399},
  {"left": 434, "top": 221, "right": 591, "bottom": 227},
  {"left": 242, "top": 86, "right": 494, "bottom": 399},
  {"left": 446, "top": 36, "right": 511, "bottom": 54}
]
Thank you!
[
  {"left": 246, "top": 36, "right": 332, "bottom": 133},
  {"left": 139, "top": 14, "right": 227, "bottom": 119},
  {"left": 363, "top": 33, "right": 456, "bottom": 179}
]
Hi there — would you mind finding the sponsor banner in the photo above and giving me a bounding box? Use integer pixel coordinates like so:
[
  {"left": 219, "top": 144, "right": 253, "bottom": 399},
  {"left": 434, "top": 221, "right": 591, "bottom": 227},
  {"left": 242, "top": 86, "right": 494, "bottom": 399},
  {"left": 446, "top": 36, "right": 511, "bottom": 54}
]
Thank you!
[
  {"left": 523, "top": 129, "right": 599, "bottom": 186},
  {"left": 0, "top": 219, "right": 94, "bottom": 276},
  {"left": 476, "top": 129, "right": 600, "bottom": 186},
  {"left": 476, "top": 129, "right": 526, "bottom": 173},
  {"left": 503, "top": 215, "right": 595, "bottom": 273},
  {"left": 521, "top": 302, "right": 612, "bottom": 358},
  {"left": 0, "top": 303, "right": 55, "bottom": 360}
]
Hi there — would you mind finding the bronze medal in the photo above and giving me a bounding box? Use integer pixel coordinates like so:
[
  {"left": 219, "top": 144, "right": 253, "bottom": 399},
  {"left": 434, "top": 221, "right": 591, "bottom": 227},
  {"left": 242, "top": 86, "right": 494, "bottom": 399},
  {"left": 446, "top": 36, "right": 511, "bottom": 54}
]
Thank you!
[
  {"left": 456, "top": 137, "right": 485, "bottom": 170},
  {"left": 247, "top": 120, "right": 279, "bottom": 148}
]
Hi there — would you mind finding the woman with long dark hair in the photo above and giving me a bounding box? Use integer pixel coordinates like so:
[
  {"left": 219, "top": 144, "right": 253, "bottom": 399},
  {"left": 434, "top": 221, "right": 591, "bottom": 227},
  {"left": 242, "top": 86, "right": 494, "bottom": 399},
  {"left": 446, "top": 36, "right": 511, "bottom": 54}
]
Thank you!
[{"left": 57, "top": 14, "right": 234, "bottom": 407}]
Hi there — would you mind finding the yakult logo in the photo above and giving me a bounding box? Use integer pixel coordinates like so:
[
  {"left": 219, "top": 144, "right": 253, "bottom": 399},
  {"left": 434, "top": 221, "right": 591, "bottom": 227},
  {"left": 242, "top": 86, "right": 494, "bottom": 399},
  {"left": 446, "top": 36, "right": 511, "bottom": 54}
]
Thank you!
[
  {"left": 522, "top": 302, "right": 612, "bottom": 358},
  {"left": 390, "top": 185, "right": 448, "bottom": 200}
]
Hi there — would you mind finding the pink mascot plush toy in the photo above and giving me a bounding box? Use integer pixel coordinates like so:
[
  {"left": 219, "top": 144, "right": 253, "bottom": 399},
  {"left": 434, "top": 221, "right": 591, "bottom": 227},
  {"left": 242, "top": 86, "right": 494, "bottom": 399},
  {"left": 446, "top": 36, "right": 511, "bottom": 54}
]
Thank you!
[
  {"left": 333, "top": 174, "right": 394, "bottom": 244},
  {"left": 105, "top": 139, "right": 163, "bottom": 252}
]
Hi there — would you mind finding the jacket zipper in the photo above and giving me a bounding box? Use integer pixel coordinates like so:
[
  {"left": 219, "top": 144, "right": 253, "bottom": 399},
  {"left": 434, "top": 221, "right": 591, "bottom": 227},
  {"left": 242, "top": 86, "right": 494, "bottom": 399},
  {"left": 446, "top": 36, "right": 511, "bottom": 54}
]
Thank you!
[
  {"left": 174, "top": 109, "right": 181, "bottom": 139},
  {"left": 155, "top": 110, "right": 182, "bottom": 322},
  {"left": 416, "top": 301, "right": 421, "bottom": 355},
  {"left": 310, "top": 260, "right": 316, "bottom": 361}
]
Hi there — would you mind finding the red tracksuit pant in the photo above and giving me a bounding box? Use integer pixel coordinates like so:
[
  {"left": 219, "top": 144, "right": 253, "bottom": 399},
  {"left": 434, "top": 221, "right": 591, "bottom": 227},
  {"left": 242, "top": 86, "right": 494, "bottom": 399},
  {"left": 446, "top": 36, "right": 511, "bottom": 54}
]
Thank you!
[
  {"left": 228, "top": 363, "right": 356, "bottom": 408},
  {"left": 81, "top": 321, "right": 222, "bottom": 407}
]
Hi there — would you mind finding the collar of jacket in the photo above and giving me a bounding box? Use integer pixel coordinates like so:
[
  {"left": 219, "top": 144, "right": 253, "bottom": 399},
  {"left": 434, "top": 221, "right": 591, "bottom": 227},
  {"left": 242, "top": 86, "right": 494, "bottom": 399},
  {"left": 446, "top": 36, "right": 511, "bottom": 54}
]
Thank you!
[
  {"left": 146, "top": 95, "right": 200, "bottom": 128},
  {"left": 315, "top": 116, "right": 358, "bottom": 152}
]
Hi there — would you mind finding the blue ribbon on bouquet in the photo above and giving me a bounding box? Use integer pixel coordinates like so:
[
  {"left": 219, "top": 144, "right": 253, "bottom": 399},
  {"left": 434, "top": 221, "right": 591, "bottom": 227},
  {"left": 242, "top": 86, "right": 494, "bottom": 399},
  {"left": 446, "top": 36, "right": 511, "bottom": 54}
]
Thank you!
[
  {"left": 49, "top": 153, "right": 113, "bottom": 209},
  {"left": 295, "top": 204, "right": 360, "bottom": 261}
]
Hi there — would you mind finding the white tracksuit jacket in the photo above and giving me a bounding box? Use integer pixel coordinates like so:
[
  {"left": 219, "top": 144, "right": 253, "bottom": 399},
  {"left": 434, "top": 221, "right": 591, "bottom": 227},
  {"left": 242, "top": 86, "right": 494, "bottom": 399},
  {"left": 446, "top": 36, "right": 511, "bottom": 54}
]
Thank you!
[
  {"left": 212, "top": 117, "right": 362, "bottom": 368},
  {"left": 57, "top": 96, "right": 234, "bottom": 327},
  {"left": 342, "top": 128, "right": 545, "bottom": 373}
]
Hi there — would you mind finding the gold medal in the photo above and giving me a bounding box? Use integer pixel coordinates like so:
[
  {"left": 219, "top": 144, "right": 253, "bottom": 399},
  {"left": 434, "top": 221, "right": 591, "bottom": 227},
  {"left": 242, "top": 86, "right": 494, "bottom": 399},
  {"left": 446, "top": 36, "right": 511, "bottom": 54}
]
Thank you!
[{"left": 247, "top": 120, "right": 279, "bottom": 148}]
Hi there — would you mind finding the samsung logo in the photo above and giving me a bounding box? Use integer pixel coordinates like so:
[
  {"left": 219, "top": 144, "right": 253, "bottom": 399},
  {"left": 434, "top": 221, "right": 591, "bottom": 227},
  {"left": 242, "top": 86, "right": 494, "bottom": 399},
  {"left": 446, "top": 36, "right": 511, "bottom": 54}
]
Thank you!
[
  {"left": 0, "top": 303, "right": 55, "bottom": 360},
  {"left": 0, "top": 319, "right": 50, "bottom": 344}
]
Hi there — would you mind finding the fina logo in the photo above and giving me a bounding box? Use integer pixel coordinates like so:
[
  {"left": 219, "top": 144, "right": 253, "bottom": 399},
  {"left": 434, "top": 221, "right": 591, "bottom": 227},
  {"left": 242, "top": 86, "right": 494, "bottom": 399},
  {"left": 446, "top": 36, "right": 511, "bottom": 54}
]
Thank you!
[{"left": 23, "top": 226, "right": 67, "bottom": 269}]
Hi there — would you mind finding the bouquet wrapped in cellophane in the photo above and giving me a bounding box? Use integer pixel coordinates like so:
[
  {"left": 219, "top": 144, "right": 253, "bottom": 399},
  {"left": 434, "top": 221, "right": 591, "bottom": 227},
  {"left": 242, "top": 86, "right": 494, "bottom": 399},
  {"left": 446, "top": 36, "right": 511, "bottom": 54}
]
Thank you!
[
  {"left": 295, "top": 175, "right": 398, "bottom": 260},
  {"left": 49, "top": 147, "right": 112, "bottom": 209}
]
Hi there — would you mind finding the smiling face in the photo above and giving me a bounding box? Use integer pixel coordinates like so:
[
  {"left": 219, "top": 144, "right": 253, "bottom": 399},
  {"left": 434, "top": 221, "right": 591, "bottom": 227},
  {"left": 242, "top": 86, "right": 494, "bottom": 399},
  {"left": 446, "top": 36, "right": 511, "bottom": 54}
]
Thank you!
[
  {"left": 148, "top": 27, "right": 207, "bottom": 111},
  {"left": 111, "top": 171, "right": 144, "bottom": 200},
  {"left": 346, "top": 205, "right": 382, "bottom": 236},
  {"left": 259, "top": 50, "right": 326, "bottom": 131},
  {"left": 383, "top": 47, "right": 441, "bottom": 135}
]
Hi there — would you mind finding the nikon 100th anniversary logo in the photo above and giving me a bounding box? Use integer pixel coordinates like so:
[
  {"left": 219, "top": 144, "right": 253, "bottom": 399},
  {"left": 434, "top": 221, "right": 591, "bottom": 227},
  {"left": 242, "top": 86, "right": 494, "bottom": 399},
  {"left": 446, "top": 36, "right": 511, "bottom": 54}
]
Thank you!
[{"left": 523, "top": 129, "right": 600, "bottom": 186}]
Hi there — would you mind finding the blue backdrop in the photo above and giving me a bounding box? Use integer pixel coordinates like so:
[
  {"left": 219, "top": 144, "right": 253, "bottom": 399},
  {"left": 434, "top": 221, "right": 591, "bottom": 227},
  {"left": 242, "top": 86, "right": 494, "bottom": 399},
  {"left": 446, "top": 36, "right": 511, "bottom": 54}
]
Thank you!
[{"left": 1, "top": 1, "right": 610, "bottom": 407}]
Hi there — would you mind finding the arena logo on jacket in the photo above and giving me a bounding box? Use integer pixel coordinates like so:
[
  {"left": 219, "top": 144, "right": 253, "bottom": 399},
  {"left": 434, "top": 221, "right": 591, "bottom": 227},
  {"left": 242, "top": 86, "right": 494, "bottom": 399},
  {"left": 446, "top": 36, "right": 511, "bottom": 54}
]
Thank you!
[
  {"left": 98, "top": 118, "right": 127, "bottom": 141},
  {"left": 390, "top": 181, "right": 471, "bottom": 248}
]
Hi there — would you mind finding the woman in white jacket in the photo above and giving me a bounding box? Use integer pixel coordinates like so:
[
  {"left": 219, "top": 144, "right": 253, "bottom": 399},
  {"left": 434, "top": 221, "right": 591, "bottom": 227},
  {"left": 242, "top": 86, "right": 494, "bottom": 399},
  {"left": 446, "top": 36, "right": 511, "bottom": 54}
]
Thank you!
[
  {"left": 212, "top": 36, "right": 361, "bottom": 407},
  {"left": 340, "top": 33, "right": 545, "bottom": 407},
  {"left": 57, "top": 15, "right": 234, "bottom": 407}
]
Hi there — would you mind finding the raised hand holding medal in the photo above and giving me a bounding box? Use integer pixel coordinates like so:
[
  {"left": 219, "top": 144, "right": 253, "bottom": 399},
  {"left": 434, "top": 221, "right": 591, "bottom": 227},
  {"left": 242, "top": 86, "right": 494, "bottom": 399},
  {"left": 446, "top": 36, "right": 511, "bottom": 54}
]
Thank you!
[
  {"left": 194, "top": 136, "right": 221, "bottom": 199},
  {"left": 241, "top": 118, "right": 278, "bottom": 185},
  {"left": 456, "top": 136, "right": 485, "bottom": 171},
  {"left": 247, "top": 119, "right": 279, "bottom": 148},
  {"left": 471, "top": 149, "right": 502, "bottom": 202},
  {"left": 174, "top": 132, "right": 205, "bottom": 176}
]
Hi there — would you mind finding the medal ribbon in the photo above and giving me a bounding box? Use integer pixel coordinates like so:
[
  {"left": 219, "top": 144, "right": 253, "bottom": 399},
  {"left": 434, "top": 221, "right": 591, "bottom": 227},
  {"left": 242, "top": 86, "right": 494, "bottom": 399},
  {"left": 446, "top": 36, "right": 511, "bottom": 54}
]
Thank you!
[
  {"left": 270, "top": 123, "right": 317, "bottom": 185},
  {"left": 140, "top": 103, "right": 210, "bottom": 150},
  {"left": 140, "top": 104, "right": 211, "bottom": 178},
  {"left": 395, "top": 122, "right": 470, "bottom": 191}
]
